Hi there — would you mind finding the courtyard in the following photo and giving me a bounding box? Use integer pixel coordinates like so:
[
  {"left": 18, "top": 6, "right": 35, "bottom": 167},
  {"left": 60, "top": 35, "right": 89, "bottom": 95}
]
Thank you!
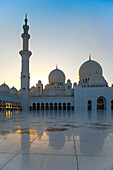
[{"left": 0, "top": 110, "right": 113, "bottom": 170}]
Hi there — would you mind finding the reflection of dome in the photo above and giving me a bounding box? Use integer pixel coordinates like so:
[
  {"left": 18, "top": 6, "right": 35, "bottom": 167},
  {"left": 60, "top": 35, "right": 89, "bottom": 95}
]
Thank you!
[
  {"left": 10, "top": 87, "right": 18, "bottom": 95},
  {"left": 89, "top": 73, "right": 108, "bottom": 87},
  {"left": 79, "top": 58, "right": 102, "bottom": 79},
  {"left": 32, "top": 90, "right": 40, "bottom": 97},
  {"left": 47, "top": 131, "right": 65, "bottom": 150},
  {"left": 49, "top": 67, "right": 65, "bottom": 84},
  {"left": 0, "top": 83, "right": 9, "bottom": 93}
]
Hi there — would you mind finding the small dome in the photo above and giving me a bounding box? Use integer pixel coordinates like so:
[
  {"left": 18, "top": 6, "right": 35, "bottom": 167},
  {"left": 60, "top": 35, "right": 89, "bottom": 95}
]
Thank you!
[
  {"left": 0, "top": 83, "right": 9, "bottom": 93},
  {"left": 30, "top": 86, "right": 35, "bottom": 93},
  {"left": 49, "top": 67, "right": 65, "bottom": 84},
  {"left": 38, "top": 80, "right": 41, "bottom": 84},
  {"left": 79, "top": 58, "right": 103, "bottom": 79},
  {"left": 73, "top": 82, "right": 77, "bottom": 87},
  {"left": 32, "top": 90, "right": 40, "bottom": 97},
  {"left": 67, "top": 79, "right": 71, "bottom": 83},
  {"left": 10, "top": 87, "right": 18, "bottom": 95},
  {"left": 30, "top": 86, "right": 36, "bottom": 97},
  {"left": 89, "top": 73, "right": 108, "bottom": 87}
]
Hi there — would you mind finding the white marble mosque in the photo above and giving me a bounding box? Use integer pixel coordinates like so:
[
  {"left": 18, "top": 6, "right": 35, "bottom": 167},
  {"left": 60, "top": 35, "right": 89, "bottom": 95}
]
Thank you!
[{"left": 0, "top": 15, "right": 113, "bottom": 111}]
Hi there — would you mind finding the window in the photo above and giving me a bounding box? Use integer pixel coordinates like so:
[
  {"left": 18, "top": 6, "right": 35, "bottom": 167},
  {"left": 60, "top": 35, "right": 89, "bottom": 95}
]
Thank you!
[{"left": 68, "top": 86, "right": 70, "bottom": 89}]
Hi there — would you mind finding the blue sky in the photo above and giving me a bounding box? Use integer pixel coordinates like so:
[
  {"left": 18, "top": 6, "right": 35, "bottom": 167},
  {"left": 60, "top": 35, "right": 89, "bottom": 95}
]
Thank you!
[{"left": 0, "top": 0, "right": 113, "bottom": 89}]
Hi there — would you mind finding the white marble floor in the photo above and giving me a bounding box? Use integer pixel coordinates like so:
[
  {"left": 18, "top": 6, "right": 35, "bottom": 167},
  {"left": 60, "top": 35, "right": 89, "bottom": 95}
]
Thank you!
[{"left": 0, "top": 110, "right": 113, "bottom": 170}]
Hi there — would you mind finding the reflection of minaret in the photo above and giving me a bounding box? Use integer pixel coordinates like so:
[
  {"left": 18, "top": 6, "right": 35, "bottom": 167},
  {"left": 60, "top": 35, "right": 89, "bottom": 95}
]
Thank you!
[
  {"left": 20, "top": 124, "right": 31, "bottom": 169},
  {"left": 19, "top": 14, "right": 32, "bottom": 110}
]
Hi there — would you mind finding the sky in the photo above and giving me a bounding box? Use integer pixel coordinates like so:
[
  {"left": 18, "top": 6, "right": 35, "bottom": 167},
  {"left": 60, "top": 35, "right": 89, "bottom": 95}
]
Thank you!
[{"left": 0, "top": 0, "right": 113, "bottom": 90}]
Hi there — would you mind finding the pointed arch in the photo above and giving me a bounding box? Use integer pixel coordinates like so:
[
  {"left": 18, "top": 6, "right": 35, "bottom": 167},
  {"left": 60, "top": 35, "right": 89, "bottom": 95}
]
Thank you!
[{"left": 97, "top": 96, "right": 106, "bottom": 110}]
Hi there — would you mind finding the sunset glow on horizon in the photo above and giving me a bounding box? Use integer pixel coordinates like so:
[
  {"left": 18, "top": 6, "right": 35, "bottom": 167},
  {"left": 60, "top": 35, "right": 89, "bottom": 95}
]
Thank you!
[{"left": 0, "top": 0, "right": 113, "bottom": 90}]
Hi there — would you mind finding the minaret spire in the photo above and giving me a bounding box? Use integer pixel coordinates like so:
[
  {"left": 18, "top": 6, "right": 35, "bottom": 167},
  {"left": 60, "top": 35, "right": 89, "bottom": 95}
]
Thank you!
[
  {"left": 25, "top": 13, "right": 27, "bottom": 20},
  {"left": 19, "top": 15, "right": 32, "bottom": 111}
]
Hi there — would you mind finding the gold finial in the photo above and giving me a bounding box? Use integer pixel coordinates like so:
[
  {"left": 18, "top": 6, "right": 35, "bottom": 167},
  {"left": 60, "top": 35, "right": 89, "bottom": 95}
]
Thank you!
[
  {"left": 25, "top": 14, "right": 28, "bottom": 24},
  {"left": 56, "top": 64, "right": 58, "bottom": 69},
  {"left": 96, "top": 70, "right": 98, "bottom": 74},
  {"left": 4, "top": 81, "right": 5, "bottom": 84},
  {"left": 25, "top": 14, "right": 27, "bottom": 19},
  {"left": 89, "top": 54, "right": 91, "bottom": 60}
]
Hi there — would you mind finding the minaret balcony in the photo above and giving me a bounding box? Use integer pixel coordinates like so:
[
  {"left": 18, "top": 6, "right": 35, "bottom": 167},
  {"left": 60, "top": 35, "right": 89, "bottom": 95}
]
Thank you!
[
  {"left": 21, "top": 33, "right": 30, "bottom": 39},
  {"left": 19, "top": 50, "right": 32, "bottom": 57}
]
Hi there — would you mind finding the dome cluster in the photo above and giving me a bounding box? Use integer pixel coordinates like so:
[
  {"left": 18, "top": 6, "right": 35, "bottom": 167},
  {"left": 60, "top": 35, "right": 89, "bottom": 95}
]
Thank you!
[
  {"left": 0, "top": 83, "right": 18, "bottom": 95},
  {"left": 78, "top": 56, "right": 108, "bottom": 87},
  {"left": 30, "top": 86, "right": 40, "bottom": 97}
]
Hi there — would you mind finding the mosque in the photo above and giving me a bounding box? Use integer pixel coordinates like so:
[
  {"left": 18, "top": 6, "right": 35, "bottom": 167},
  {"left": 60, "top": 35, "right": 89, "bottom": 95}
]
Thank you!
[{"left": 0, "top": 15, "right": 113, "bottom": 111}]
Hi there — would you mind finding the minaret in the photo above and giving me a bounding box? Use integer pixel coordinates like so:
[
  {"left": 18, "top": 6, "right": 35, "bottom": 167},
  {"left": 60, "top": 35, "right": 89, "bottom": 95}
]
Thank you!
[{"left": 19, "top": 14, "right": 32, "bottom": 110}]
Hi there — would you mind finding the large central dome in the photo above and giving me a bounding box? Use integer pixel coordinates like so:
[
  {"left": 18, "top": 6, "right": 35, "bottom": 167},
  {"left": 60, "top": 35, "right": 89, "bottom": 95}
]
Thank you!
[
  {"left": 49, "top": 67, "right": 65, "bottom": 84},
  {"left": 79, "top": 57, "right": 103, "bottom": 79}
]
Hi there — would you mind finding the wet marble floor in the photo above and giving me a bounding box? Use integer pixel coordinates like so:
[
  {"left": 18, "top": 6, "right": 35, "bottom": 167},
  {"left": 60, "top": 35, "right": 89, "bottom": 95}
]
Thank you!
[{"left": 0, "top": 110, "right": 113, "bottom": 170}]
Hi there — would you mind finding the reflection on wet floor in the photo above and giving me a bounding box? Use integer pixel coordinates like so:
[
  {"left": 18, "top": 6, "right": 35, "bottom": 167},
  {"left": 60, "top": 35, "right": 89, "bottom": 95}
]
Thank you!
[
  {"left": 46, "top": 128, "right": 68, "bottom": 131},
  {"left": 0, "top": 110, "right": 113, "bottom": 170}
]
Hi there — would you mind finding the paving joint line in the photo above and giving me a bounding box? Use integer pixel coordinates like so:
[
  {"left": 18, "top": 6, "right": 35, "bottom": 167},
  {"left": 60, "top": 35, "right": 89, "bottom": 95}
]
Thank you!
[
  {"left": 0, "top": 131, "right": 43, "bottom": 170},
  {"left": 72, "top": 128, "right": 79, "bottom": 170}
]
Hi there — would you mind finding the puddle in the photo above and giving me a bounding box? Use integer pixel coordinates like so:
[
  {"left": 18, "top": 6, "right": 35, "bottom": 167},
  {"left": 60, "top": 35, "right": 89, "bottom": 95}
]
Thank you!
[
  {"left": 0, "top": 120, "right": 8, "bottom": 122},
  {"left": 67, "top": 122, "right": 76, "bottom": 123},
  {"left": 46, "top": 128, "right": 68, "bottom": 132},
  {"left": 63, "top": 124, "right": 83, "bottom": 128},
  {"left": 13, "top": 120, "right": 24, "bottom": 122},
  {"left": 89, "top": 122, "right": 113, "bottom": 130},
  {"left": 91, "top": 123, "right": 113, "bottom": 127},
  {"left": 45, "top": 122, "right": 56, "bottom": 124},
  {"left": 30, "top": 122, "right": 40, "bottom": 124},
  {"left": 89, "top": 126, "right": 108, "bottom": 130}
]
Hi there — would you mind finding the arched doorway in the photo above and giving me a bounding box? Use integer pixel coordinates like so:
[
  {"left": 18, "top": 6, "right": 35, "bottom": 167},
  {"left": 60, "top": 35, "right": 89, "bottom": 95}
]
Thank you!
[
  {"left": 46, "top": 103, "right": 49, "bottom": 110},
  {"left": 54, "top": 103, "right": 57, "bottom": 110},
  {"left": 33, "top": 103, "right": 36, "bottom": 110},
  {"left": 3, "top": 101, "right": 5, "bottom": 110},
  {"left": 67, "top": 103, "right": 71, "bottom": 110},
  {"left": 41, "top": 103, "right": 44, "bottom": 110},
  {"left": 111, "top": 100, "right": 113, "bottom": 110},
  {"left": 88, "top": 100, "right": 92, "bottom": 110},
  {"left": 59, "top": 103, "right": 62, "bottom": 110},
  {"left": 50, "top": 103, "right": 53, "bottom": 110},
  {"left": 97, "top": 97, "right": 106, "bottom": 110},
  {"left": 63, "top": 103, "right": 66, "bottom": 110},
  {"left": 37, "top": 103, "right": 40, "bottom": 110}
]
